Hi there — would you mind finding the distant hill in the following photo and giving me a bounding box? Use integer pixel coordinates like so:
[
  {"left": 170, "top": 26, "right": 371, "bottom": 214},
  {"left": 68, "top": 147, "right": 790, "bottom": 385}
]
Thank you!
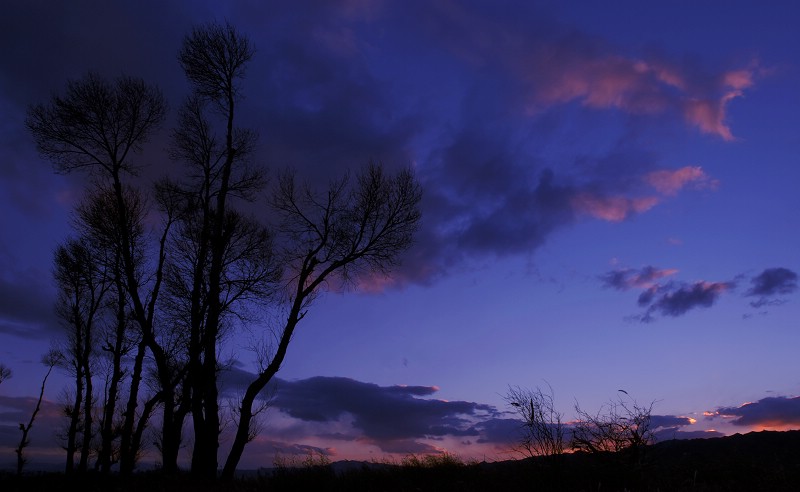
[
  {"left": 4, "top": 430, "right": 800, "bottom": 491},
  {"left": 252, "top": 430, "right": 800, "bottom": 491}
]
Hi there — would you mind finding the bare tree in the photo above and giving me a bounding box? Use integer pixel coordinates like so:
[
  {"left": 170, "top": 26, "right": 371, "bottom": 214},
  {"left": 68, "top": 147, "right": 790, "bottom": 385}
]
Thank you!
[
  {"left": 28, "top": 23, "right": 422, "bottom": 480},
  {"left": 53, "top": 237, "right": 111, "bottom": 473},
  {"left": 94, "top": 252, "right": 133, "bottom": 474},
  {"left": 26, "top": 71, "right": 166, "bottom": 178},
  {"left": 505, "top": 383, "right": 566, "bottom": 458},
  {"left": 172, "top": 21, "right": 278, "bottom": 478},
  {"left": 571, "top": 391, "right": 655, "bottom": 465},
  {"left": 16, "top": 350, "right": 62, "bottom": 475},
  {"left": 221, "top": 163, "right": 422, "bottom": 480},
  {"left": 27, "top": 72, "right": 176, "bottom": 475},
  {"left": 75, "top": 184, "right": 168, "bottom": 474}
]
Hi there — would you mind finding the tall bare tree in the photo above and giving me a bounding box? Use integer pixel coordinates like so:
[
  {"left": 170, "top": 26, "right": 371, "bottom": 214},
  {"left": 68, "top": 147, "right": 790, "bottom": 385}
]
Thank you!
[
  {"left": 94, "top": 250, "right": 132, "bottom": 473},
  {"left": 221, "top": 163, "right": 422, "bottom": 480},
  {"left": 53, "top": 237, "right": 111, "bottom": 473},
  {"left": 29, "top": 23, "right": 423, "bottom": 479},
  {"left": 173, "top": 21, "right": 273, "bottom": 477},
  {"left": 27, "top": 73, "right": 172, "bottom": 474}
]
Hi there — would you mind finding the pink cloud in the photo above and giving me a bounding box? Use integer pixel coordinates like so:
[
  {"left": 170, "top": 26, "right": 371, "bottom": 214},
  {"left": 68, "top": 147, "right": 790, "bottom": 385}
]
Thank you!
[
  {"left": 683, "top": 91, "right": 742, "bottom": 141},
  {"left": 419, "top": 3, "right": 760, "bottom": 140},
  {"left": 526, "top": 53, "right": 674, "bottom": 115},
  {"left": 723, "top": 69, "right": 755, "bottom": 90},
  {"left": 570, "top": 166, "right": 719, "bottom": 224},
  {"left": 519, "top": 43, "right": 759, "bottom": 141},
  {"left": 645, "top": 166, "right": 718, "bottom": 196},
  {"left": 571, "top": 193, "right": 659, "bottom": 222},
  {"left": 356, "top": 272, "right": 402, "bottom": 293},
  {"left": 630, "top": 267, "right": 678, "bottom": 289}
]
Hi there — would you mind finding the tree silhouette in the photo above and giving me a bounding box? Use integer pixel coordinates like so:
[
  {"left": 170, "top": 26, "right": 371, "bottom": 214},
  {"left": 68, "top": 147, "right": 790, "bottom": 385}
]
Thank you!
[
  {"left": 571, "top": 391, "right": 656, "bottom": 467},
  {"left": 28, "top": 21, "right": 422, "bottom": 479},
  {"left": 172, "top": 21, "right": 275, "bottom": 477},
  {"left": 505, "top": 383, "right": 566, "bottom": 458},
  {"left": 221, "top": 163, "right": 422, "bottom": 479},
  {"left": 16, "top": 350, "right": 62, "bottom": 475},
  {"left": 27, "top": 72, "right": 173, "bottom": 474},
  {"left": 53, "top": 237, "right": 110, "bottom": 473}
]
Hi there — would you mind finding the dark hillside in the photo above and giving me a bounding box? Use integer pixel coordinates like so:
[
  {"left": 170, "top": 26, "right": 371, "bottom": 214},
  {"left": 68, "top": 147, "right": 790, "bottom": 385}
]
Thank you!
[{"left": 2, "top": 430, "right": 799, "bottom": 491}]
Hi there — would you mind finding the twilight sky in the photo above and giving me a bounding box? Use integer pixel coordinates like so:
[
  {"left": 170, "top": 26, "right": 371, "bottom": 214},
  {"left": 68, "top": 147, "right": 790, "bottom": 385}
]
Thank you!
[{"left": 1, "top": 0, "right": 800, "bottom": 470}]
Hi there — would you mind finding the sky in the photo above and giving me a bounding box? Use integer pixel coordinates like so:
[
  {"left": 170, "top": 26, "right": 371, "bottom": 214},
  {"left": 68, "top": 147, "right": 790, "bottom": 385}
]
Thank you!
[{"left": 1, "top": 0, "right": 800, "bottom": 471}]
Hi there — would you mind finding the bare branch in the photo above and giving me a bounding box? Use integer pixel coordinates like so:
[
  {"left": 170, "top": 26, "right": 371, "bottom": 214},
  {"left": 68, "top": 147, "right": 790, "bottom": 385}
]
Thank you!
[
  {"left": 505, "top": 382, "right": 566, "bottom": 458},
  {"left": 178, "top": 22, "right": 254, "bottom": 108},
  {"left": 26, "top": 72, "right": 166, "bottom": 177},
  {"left": 571, "top": 392, "right": 656, "bottom": 466}
]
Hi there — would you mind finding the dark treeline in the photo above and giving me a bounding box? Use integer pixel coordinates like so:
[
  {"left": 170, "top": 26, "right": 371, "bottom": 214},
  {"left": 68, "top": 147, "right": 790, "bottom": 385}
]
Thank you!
[{"left": 24, "top": 21, "right": 422, "bottom": 481}]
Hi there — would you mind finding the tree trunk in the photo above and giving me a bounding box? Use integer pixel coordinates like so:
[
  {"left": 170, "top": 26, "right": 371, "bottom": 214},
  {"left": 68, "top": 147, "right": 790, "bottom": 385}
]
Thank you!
[
  {"left": 78, "top": 331, "right": 93, "bottom": 472},
  {"left": 222, "top": 295, "right": 305, "bottom": 480},
  {"left": 98, "top": 279, "right": 126, "bottom": 473},
  {"left": 64, "top": 366, "right": 83, "bottom": 474},
  {"left": 119, "top": 338, "right": 147, "bottom": 475},
  {"left": 159, "top": 387, "right": 180, "bottom": 474}
]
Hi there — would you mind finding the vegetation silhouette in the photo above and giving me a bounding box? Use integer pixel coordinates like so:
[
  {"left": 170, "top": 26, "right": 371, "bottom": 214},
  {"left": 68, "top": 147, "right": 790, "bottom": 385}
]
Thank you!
[
  {"left": 13, "top": 351, "right": 60, "bottom": 475},
  {"left": 23, "top": 20, "right": 422, "bottom": 480},
  {"left": 3, "top": 430, "right": 800, "bottom": 491}
]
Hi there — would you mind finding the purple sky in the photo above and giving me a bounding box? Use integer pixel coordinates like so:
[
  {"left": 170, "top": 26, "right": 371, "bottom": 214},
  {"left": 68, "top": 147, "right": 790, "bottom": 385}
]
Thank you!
[{"left": 1, "top": 0, "right": 799, "bottom": 470}]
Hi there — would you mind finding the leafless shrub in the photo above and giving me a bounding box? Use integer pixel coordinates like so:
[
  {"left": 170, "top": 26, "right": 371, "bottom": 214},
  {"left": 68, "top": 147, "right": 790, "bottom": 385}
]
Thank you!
[
  {"left": 505, "top": 383, "right": 566, "bottom": 458},
  {"left": 571, "top": 391, "right": 655, "bottom": 465}
]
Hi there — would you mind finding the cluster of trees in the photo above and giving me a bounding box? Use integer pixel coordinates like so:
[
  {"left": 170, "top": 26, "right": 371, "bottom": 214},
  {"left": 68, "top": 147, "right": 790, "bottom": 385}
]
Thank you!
[
  {"left": 22, "top": 22, "right": 421, "bottom": 480},
  {"left": 505, "top": 385, "right": 655, "bottom": 465}
]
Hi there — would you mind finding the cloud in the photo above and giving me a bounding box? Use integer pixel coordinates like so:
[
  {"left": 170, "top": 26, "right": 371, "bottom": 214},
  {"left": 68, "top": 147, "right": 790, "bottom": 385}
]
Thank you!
[
  {"left": 601, "top": 265, "right": 736, "bottom": 322},
  {"left": 639, "top": 281, "right": 733, "bottom": 321},
  {"left": 644, "top": 166, "right": 718, "bottom": 196},
  {"left": 710, "top": 396, "right": 800, "bottom": 428},
  {"left": 745, "top": 268, "right": 798, "bottom": 307},
  {"left": 650, "top": 415, "right": 696, "bottom": 429},
  {"left": 511, "top": 33, "right": 758, "bottom": 140},
  {"left": 0, "top": 395, "right": 64, "bottom": 467},
  {"left": 600, "top": 266, "right": 678, "bottom": 291},
  {"left": 0, "top": 0, "right": 752, "bottom": 298},
  {"left": 233, "top": 1, "right": 742, "bottom": 288},
  {"left": 570, "top": 194, "right": 658, "bottom": 222},
  {"left": 570, "top": 165, "right": 717, "bottom": 224},
  {"left": 649, "top": 414, "right": 727, "bottom": 441},
  {"left": 654, "top": 428, "right": 725, "bottom": 441},
  {"left": 606, "top": 265, "right": 798, "bottom": 321},
  {"left": 270, "top": 376, "right": 496, "bottom": 449},
  {"left": 473, "top": 418, "right": 527, "bottom": 446},
  {"left": 0, "top": 247, "right": 59, "bottom": 339},
  {"left": 218, "top": 370, "right": 508, "bottom": 455}
]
